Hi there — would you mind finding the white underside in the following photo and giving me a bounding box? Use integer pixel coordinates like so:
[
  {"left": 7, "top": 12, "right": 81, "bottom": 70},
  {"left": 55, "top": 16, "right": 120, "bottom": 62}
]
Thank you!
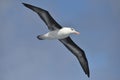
[
  {"left": 42, "top": 30, "right": 70, "bottom": 40},
  {"left": 39, "top": 27, "right": 79, "bottom": 40}
]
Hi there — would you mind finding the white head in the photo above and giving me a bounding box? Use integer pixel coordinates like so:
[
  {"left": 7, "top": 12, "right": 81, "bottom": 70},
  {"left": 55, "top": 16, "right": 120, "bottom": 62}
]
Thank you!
[{"left": 61, "top": 27, "right": 80, "bottom": 35}]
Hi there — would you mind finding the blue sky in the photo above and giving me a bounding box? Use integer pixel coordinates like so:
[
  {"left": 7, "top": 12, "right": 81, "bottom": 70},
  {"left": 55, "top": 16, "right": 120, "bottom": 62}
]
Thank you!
[{"left": 0, "top": 0, "right": 120, "bottom": 80}]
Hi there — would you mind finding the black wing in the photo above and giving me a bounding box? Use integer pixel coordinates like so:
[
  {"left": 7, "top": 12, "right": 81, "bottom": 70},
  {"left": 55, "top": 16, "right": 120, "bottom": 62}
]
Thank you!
[
  {"left": 59, "top": 37, "right": 90, "bottom": 77},
  {"left": 23, "top": 3, "right": 62, "bottom": 31}
]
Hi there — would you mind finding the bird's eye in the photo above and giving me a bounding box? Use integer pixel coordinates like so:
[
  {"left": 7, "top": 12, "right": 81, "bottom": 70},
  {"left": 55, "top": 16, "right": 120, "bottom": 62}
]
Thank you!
[{"left": 71, "top": 28, "right": 74, "bottom": 31}]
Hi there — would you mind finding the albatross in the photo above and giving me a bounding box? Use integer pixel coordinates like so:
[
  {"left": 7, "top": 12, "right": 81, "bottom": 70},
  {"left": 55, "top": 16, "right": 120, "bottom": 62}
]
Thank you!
[{"left": 23, "top": 3, "right": 90, "bottom": 77}]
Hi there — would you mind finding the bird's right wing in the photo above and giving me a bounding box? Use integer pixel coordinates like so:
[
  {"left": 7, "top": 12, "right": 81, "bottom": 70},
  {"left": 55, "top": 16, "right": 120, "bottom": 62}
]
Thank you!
[
  {"left": 23, "top": 3, "right": 62, "bottom": 31},
  {"left": 59, "top": 37, "right": 90, "bottom": 77}
]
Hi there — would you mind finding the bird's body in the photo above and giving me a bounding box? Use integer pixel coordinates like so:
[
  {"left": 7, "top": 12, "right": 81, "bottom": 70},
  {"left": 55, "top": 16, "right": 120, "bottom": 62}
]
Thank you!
[
  {"left": 37, "top": 27, "right": 80, "bottom": 40},
  {"left": 23, "top": 3, "right": 90, "bottom": 77}
]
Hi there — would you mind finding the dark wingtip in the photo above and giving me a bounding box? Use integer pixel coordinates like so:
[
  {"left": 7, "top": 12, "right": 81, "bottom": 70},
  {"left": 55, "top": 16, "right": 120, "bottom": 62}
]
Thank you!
[
  {"left": 79, "top": 56, "right": 90, "bottom": 78},
  {"left": 83, "top": 68, "right": 90, "bottom": 77},
  {"left": 22, "top": 3, "right": 25, "bottom": 5},
  {"left": 22, "top": 3, "right": 31, "bottom": 8},
  {"left": 83, "top": 68, "right": 90, "bottom": 78},
  {"left": 22, "top": 3, "right": 38, "bottom": 12},
  {"left": 87, "top": 72, "right": 90, "bottom": 78},
  {"left": 22, "top": 3, "right": 27, "bottom": 6},
  {"left": 85, "top": 65, "right": 90, "bottom": 78}
]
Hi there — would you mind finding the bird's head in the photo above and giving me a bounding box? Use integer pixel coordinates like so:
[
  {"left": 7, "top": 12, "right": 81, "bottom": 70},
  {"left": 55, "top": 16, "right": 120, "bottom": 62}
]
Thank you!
[
  {"left": 61, "top": 27, "right": 80, "bottom": 35},
  {"left": 69, "top": 28, "right": 80, "bottom": 35}
]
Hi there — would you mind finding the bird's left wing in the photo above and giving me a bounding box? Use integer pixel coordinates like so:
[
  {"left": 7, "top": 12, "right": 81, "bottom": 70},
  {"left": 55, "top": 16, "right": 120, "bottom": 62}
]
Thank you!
[
  {"left": 59, "top": 37, "right": 90, "bottom": 77},
  {"left": 23, "top": 3, "right": 62, "bottom": 31}
]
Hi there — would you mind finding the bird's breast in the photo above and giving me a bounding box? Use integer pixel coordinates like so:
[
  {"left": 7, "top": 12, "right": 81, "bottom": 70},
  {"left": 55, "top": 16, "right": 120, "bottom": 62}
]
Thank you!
[
  {"left": 45, "top": 30, "right": 69, "bottom": 39},
  {"left": 57, "top": 30, "right": 70, "bottom": 39}
]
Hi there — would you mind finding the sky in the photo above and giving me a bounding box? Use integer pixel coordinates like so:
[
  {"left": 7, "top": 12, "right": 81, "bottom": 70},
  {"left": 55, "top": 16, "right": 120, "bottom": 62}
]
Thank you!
[{"left": 0, "top": 0, "right": 120, "bottom": 80}]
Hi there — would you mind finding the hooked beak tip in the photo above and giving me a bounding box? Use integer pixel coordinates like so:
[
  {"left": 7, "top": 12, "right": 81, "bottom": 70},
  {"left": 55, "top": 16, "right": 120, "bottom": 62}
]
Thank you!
[{"left": 74, "top": 31, "right": 80, "bottom": 35}]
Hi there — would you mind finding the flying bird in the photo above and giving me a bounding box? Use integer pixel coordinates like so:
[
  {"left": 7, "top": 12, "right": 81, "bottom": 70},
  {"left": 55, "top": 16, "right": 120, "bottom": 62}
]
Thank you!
[{"left": 23, "top": 3, "right": 90, "bottom": 77}]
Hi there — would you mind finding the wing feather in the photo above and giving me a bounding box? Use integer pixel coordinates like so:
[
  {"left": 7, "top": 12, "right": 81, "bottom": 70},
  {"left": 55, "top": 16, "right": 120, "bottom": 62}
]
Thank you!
[
  {"left": 23, "top": 3, "right": 62, "bottom": 30},
  {"left": 59, "top": 37, "right": 90, "bottom": 77}
]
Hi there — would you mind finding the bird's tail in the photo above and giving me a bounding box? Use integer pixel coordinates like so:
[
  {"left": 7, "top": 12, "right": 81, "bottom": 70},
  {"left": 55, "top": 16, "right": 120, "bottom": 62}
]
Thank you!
[{"left": 37, "top": 35, "right": 45, "bottom": 40}]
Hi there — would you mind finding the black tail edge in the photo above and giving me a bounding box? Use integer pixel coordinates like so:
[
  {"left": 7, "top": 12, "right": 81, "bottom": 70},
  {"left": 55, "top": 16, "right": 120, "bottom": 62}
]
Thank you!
[{"left": 37, "top": 35, "right": 44, "bottom": 40}]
